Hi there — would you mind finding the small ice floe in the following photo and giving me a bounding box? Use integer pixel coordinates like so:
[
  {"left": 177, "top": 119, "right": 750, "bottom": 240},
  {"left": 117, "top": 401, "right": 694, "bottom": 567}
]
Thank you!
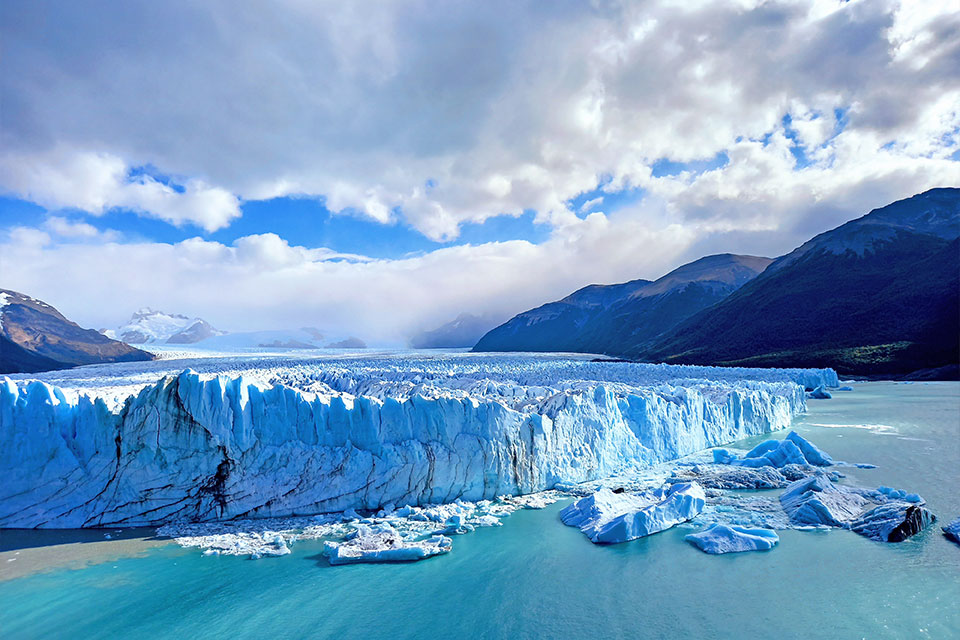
[
  {"left": 158, "top": 520, "right": 314, "bottom": 559},
  {"left": 837, "top": 386, "right": 854, "bottom": 391},
  {"left": 942, "top": 517, "right": 960, "bottom": 545},
  {"left": 871, "top": 486, "right": 923, "bottom": 503},
  {"left": 806, "top": 385, "right": 833, "bottom": 399},
  {"left": 323, "top": 523, "right": 452, "bottom": 565},
  {"left": 685, "top": 524, "right": 779, "bottom": 554},
  {"left": 504, "top": 493, "right": 558, "bottom": 510},
  {"left": 433, "top": 514, "right": 474, "bottom": 536},
  {"left": 560, "top": 483, "right": 705, "bottom": 544}
]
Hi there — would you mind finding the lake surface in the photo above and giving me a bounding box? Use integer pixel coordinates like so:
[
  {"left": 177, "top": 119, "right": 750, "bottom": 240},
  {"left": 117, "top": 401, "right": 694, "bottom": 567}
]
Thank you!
[{"left": 1, "top": 381, "right": 957, "bottom": 639}]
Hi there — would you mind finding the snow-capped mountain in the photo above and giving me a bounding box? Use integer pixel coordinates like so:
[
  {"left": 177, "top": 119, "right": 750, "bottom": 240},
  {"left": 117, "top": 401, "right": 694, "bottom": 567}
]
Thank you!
[
  {"left": 643, "top": 188, "right": 960, "bottom": 377},
  {"left": 0, "top": 289, "right": 153, "bottom": 374},
  {"left": 105, "top": 308, "right": 226, "bottom": 344},
  {"left": 474, "top": 254, "right": 771, "bottom": 354}
]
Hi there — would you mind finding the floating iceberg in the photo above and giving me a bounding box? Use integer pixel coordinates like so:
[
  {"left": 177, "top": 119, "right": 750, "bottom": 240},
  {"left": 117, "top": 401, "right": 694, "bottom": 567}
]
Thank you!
[
  {"left": 323, "top": 523, "right": 452, "bottom": 564},
  {"left": 715, "top": 431, "right": 834, "bottom": 469},
  {"left": 850, "top": 504, "right": 936, "bottom": 543},
  {"left": 806, "top": 385, "right": 832, "bottom": 399},
  {"left": 0, "top": 356, "right": 815, "bottom": 528},
  {"left": 560, "top": 483, "right": 705, "bottom": 544},
  {"left": 156, "top": 493, "right": 542, "bottom": 558},
  {"left": 943, "top": 517, "right": 960, "bottom": 545},
  {"left": 780, "top": 475, "right": 872, "bottom": 527},
  {"left": 779, "top": 474, "right": 934, "bottom": 541},
  {"left": 871, "top": 486, "right": 922, "bottom": 503},
  {"left": 685, "top": 524, "right": 779, "bottom": 554}
]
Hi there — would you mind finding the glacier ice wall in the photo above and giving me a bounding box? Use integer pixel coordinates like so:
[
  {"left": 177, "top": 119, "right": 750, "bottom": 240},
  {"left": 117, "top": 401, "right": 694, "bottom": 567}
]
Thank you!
[{"left": 1, "top": 361, "right": 816, "bottom": 528}]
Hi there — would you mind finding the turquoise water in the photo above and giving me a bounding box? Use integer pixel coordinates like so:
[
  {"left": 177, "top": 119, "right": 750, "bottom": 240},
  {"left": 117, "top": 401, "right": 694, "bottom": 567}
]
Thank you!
[{"left": 1, "top": 382, "right": 957, "bottom": 639}]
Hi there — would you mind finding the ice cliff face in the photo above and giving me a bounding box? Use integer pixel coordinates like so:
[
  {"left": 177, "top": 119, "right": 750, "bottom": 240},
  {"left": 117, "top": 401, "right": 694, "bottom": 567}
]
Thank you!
[{"left": 0, "top": 357, "right": 829, "bottom": 529}]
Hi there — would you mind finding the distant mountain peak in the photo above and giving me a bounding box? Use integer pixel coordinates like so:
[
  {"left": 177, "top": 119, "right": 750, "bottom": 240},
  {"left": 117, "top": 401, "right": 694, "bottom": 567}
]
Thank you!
[
  {"left": 106, "top": 308, "right": 226, "bottom": 344},
  {"left": 773, "top": 187, "right": 960, "bottom": 270},
  {"left": 636, "top": 253, "right": 773, "bottom": 298}
]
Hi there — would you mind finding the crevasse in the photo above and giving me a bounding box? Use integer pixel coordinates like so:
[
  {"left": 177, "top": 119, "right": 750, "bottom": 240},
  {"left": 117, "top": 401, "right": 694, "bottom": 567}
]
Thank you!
[{"left": 0, "top": 362, "right": 822, "bottom": 528}]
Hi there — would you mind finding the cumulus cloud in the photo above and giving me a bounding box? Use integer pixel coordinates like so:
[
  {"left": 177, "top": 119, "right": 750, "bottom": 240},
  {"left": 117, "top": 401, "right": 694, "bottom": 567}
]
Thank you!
[
  {"left": 44, "top": 216, "right": 101, "bottom": 238},
  {"left": 0, "top": 0, "right": 958, "bottom": 338},
  {"left": 0, "top": 0, "right": 957, "bottom": 240},
  {"left": 0, "top": 149, "right": 240, "bottom": 232}
]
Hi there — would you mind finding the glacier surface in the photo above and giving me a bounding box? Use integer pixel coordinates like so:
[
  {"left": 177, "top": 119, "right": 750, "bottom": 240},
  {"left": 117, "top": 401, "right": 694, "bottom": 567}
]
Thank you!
[{"left": 0, "top": 353, "right": 835, "bottom": 529}]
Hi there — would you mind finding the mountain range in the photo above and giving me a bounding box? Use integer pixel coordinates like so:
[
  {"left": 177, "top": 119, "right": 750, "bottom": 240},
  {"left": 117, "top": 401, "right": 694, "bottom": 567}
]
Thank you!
[
  {"left": 0, "top": 290, "right": 153, "bottom": 374},
  {"left": 476, "top": 188, "right": 959, "bottom": 378},
  {"left": 103, "top": 309, "right": 226, "bottom": 345},
  {"left": 474, "top": 254, "right": 772, "bottom": 354}
]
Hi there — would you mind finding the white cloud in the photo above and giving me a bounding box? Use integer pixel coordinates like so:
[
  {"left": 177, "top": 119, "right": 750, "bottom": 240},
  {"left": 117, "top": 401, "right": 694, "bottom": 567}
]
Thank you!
[
  {"left": 6, "top": 226, "right": 51, "bottom": 249},
  {"left": 580, "top": 197, "right": 604, "bottom": 213},
  {"left": 0, "top": 0, "right": 957, "bottom": 340},
  {"left": 0, "top": 0, "right": 956, "bottom": 241},
  {"left": 0, "top": 149, "right": 241, "bottom": 232},
  {"left": 0, "top": 212, "right": 696, "bottom": 343},
  {"left": 44, "top": 216, "right": 100, "bottom": 238}
]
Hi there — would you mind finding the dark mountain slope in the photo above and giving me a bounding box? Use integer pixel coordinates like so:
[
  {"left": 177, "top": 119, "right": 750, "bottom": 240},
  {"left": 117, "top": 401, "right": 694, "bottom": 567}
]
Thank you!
[
  {"left": 473, "top": 278, "right": 651, "bottom": 353},
  {"left": 0, "top": 289, "right": 154, "bottom": 374},
  {"left": 473, "top": 254, "right": 771, "bottom": 354},
  {"left": 640, "top": 188, "right": 960, "bottom": 376}
]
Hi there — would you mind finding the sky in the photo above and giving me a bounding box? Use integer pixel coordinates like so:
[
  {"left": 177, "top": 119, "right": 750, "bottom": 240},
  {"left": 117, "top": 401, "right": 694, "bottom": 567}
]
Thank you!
[{"left": 1, "top": 0, "right": 959, "bottom": 344}]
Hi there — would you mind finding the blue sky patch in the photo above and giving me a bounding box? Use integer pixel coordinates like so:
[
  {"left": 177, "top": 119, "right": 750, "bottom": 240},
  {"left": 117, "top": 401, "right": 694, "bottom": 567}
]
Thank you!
[
  {"left": 567, "top": 176, "right": 646, "bottom": 217},
  {"left": 651, "top": 151, "right": 729, "bottom": 178},
  {"left": 1, "top": 194, "right": 552, "bottom": 259}
]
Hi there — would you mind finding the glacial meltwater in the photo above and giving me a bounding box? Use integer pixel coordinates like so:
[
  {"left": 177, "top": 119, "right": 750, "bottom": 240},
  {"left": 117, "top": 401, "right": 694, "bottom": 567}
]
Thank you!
[{"left": 1, "top": 380, "right": 958, "bottom": 639}]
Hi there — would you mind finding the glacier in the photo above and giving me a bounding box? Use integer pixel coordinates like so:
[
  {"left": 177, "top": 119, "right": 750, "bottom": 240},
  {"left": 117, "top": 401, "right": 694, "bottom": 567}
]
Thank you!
[{"left": 0, "top": 353, "right": 835, "bottom": 529}]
